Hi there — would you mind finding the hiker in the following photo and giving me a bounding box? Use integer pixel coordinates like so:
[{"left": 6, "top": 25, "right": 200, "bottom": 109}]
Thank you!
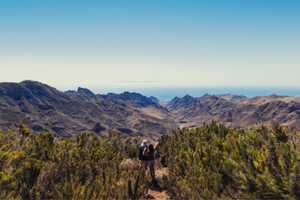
[
  {"left": 139, "top": 140, "right": 148, "bottom": 170},
  {"left": 143, "top": 141, "right": 159, "bottom": 180}
]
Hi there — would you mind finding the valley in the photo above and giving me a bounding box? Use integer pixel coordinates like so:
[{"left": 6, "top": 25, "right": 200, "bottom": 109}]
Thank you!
[{"left": 1, "top": 81, "right": 300, "bottom": 141}]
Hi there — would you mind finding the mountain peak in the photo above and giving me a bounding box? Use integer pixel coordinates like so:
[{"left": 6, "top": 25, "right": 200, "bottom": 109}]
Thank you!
[
  {"left": 107, "top": 92, "right": 117, "bottom": 96},
  {"left": 181, "top": 94, "right": 194, "bottom": 101},
  {"left": 121, "top": 92, "right": 143, "bottom": 98},
  {"left": 77, "top": 87, "right": 95, "bottom": 96},
  {"left": 0, "top": 81, "right": 56, "bottom": 100},
  {"left": 200, "top": 93, "right": 220, "bottom": 101},
  {"left": 183, "top": 94, "right": 192, "bottom": 98},
  {"left": 202, "top": 93, "right": 212, "bottom": 98}
]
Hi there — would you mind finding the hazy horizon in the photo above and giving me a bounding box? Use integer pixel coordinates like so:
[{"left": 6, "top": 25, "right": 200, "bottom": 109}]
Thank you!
[
  {"left": 54, "top": 84, "right": 300, "bottom": 101},
  {"left": 1, "top": 0, "right": 300, "bottom": 89},
  {"left": 96, "top": 87, "right": 300, "bottom": 101}
]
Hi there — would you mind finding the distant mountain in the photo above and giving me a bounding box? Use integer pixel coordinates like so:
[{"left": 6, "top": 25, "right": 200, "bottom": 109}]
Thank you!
[
  {"left": 2, "top": 81, "right": 300, "bottom": 140},
  {"left": 167, "top": 94, "right": 234, "bottom": 127},
  {"left": 0, "top": 81, "right": 176, "bottom": 141},
  {"left": 217, "top": 94, "right": 247, "bottom": 103},
  {"left": 102, "top": 91, "right": 160, "bottom": 108},
  {"left": 167, "top": 94, "right": 300, "bottom": 129}
]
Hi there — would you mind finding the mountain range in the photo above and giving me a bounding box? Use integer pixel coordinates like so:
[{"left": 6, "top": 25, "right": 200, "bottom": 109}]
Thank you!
[
  {"left": 168, "top": 93, "right": 300, "bottom": 129},
  {"left": 0, "top": 81, "right": 175, "bottom": 141},
  {"left": 1, "top": 81, "right": 300, "bottom": 141}
]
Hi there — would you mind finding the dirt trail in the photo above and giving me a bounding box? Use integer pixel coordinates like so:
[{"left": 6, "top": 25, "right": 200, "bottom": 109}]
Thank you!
[{"left": 145, "top": 167, "right": 169, "bottom": 200}]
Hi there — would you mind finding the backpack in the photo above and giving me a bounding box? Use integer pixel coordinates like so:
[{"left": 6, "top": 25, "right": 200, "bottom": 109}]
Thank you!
[{"left": 139, "top": 146, "right": 147, "bottom": 160}]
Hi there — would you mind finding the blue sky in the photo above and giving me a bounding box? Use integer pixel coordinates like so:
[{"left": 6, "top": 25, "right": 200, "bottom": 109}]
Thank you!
[{"left": 1, "top": 0, "right": 300, "bottom": 91}]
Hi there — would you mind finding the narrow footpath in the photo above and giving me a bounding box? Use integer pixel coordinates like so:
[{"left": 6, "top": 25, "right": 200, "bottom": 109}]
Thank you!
[{"left": 145, "top": 167, "right": 169, "bottom": 200}]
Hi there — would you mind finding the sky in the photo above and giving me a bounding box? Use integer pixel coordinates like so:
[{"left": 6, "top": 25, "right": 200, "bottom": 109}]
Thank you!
[{"left": 1, "top": 0, "right": 300, "bottom": 93}]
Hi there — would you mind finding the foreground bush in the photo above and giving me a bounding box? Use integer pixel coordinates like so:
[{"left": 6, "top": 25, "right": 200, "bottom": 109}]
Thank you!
[
  {"left": 0, "top": 124, "right": 149, "bottom": 199},
  {"left": 159, "top": 120, "right": 300, "bottom": 199}
]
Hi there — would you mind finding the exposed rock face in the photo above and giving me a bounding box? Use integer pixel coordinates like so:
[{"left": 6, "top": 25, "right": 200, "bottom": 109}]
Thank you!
[{"left": 77, "top": 87, "right": 95, "bottom": 96}]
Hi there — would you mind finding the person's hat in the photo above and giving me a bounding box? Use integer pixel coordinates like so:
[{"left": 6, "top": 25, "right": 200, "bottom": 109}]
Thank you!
[
  {"left": 143, "top": 140, "right": 148, "bottom": 144},
  {"left": 141, "top": 140, "right": 148, "bottom": 147}
]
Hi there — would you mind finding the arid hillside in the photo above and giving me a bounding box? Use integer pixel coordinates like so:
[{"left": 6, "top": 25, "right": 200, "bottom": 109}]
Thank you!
[
  {"left": 0, "top": 81, "right": 176, "bottom": 141},
  {"left": 2, "top": 81, "right": 300, "bottom": 140},
  {"left": 167, "top": 93, "right": 300, "bottom": 129}
]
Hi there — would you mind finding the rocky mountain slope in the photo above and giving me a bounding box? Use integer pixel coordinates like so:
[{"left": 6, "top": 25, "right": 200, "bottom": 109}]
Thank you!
[
  {"left": 0, "top": 81, "right": 176, "bottom": 141},
  {"left": 167, "top": 93, "right": 300, "bottom": 129},
  {"left": 2, "top": 81, "right": 300, "bottom": 140}
]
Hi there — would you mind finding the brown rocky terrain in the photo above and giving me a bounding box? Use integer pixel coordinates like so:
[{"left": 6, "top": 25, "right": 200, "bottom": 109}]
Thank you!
[
  {"left": 2, "top": 81, "right": 300, "bottom": 141},
  {"left": 167, "top": 93, "right": 300, "bottom": 129},
  {"left": 0, "top": 81, "right": 176, "bottom": 141}
]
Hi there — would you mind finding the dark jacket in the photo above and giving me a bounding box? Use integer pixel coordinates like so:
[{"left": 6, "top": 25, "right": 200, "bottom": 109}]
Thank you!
[
  {"left": 139, "top": 146, "right": 148, "bottom": 161},
  {"left": 146, "top": 149, "right": 154, "bottom": 161}
]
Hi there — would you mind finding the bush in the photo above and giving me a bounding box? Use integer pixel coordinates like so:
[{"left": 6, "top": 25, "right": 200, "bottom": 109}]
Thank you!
[{"left": 0, "top": 125, "right": 149, "bottom": 199}]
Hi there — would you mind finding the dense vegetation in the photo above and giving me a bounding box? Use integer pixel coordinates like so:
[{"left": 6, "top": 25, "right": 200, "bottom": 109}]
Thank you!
[
  {"left": 159, "top": 120, "right": 300, "bottom": 199},
  {"left": 2, "top": 120, "right": 300, "bottom": 199},
  {"left": 0, "top": 124, "right": 149, "bottom": 199}
]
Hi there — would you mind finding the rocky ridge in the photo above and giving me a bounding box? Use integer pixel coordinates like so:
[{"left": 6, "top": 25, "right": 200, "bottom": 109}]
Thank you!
[
  {"left": 167, "top": 93, "right": 300, "bottom": 129},
  {"left": 2, "top": 81, "right": 300, "bottom": 140},
  {"left": 0, "top": 81, "right": 176, "bottom": 141}
]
